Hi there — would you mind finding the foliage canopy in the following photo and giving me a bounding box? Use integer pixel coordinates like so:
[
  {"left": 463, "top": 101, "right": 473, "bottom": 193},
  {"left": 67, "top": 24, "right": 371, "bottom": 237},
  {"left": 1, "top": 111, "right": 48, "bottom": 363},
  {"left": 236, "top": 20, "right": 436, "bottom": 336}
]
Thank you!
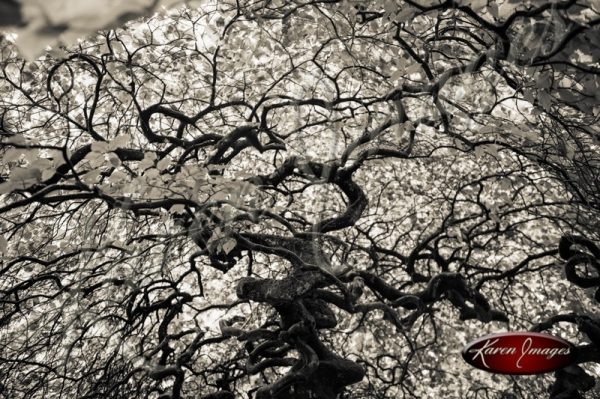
[{"left": 1, "top": 1, "right": 600, "bottom": 398}]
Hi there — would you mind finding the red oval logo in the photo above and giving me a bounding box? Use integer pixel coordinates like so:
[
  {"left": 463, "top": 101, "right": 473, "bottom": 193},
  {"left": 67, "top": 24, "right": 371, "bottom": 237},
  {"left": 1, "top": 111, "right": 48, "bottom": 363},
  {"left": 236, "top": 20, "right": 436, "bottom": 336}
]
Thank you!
[{"left": 462, "top": 332, "right": 576, "bottom": 374}]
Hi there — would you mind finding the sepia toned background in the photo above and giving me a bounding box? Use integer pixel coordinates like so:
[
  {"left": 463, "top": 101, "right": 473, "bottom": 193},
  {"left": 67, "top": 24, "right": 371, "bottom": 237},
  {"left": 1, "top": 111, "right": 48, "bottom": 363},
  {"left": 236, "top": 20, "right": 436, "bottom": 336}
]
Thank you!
[{"left": 1, "top": 1, "right": 600, "bottom": 398}]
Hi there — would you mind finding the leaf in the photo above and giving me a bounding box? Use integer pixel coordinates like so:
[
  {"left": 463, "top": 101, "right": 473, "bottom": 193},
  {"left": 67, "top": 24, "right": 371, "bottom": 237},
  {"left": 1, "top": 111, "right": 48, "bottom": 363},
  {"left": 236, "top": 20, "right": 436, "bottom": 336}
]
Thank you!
[
  {"left": 383, "top": 0, "right": 397, "bottom": 15},
  {"left": 156, "top": 157, "right": 170, "bottom": 171},
  {"left": 564, "top": 144, "right": 575, "bottom": 160},
  {"left": 222, "top": 238, "right": 236, "bottom": 254},
  {"left": 0, "top": 235, "right": 7, "bottom": 253},
  {"left": 468, "top": 0, "right": 487, "bottom": 11},
  {"left": 112, "top": 240, "right": 133, "bottom": 253},
  {"left": 139, "top": 152, "right": 156, "bottom": 171},
  {"left": 143, "top": 168, "right": 159, "bottom": 179},
  {"left": 24, "top": 150, "right": 40, "bottom": 163},
  {"left": 4, "top": 148, "right": 27, "bottom": 162},
  {"left": 107, "top": 152, "right": 122, "bottom": 167},
  {"left": 47, "top": 150, "right": 65, "bottom": 168},
  {"left": 81, "top": 169, "right": 101, "bottom": 184},
  {"left": 0, "top": 182, "right": 15, "bottom": 195},
  {"left": 405, "top": 63, "right": 422, "bottom": 75},
  {"left": 169, "top": 204, "right": 185, "bottom": 214},
  {"left": 535, "top": 73, "right": 552, "bottom": 89},
  {"left": 497, "top": 2, "right": 519, "bottom": 18},
  {"left": 110, "top": 170, "right": 127, "bottom": 183},
  {"left": 4, "top": 135, "right": 27, "bottom": 145},
  {"left": 91, "top": 141, "right": 109, "bottom": 154},
  {"left": 7, "top": 167, "right": 42, "bottom": 188},
  {"left": 108, "top": 134, "right": 130, "bottom": 151},
  {"left": 523, "top": 89, "right": 536, "bottom": 104},
  {"left": 30, "top": 158, "right": 52, "bottom": 170},
  {"left": 488, "top": 3, "right": 499, "bottom": 18},
  {"left": 538, "top": 90, "right": 553, "bottom": 111},
  {"left": 397, "top": 6, "right": 415, "bottom": 22},
  {"left": 84, "top": 152, "right": 105, "bottom": 168},
  {"left": 41, "top": 169, "right": 55, "bottom": 181},
  {"left": 212, "top": 191, "right": 229, "bottom": 201},
  {"left": 390, "top": 68, "right": 404, "bottom": 81}
]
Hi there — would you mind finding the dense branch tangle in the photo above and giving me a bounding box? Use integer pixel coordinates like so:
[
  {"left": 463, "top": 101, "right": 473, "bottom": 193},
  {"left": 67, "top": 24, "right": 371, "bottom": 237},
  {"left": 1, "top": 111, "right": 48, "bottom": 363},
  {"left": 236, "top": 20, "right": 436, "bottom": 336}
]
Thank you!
[{"left": 1, "top": 0, "right": 599, "bottom": 398}]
